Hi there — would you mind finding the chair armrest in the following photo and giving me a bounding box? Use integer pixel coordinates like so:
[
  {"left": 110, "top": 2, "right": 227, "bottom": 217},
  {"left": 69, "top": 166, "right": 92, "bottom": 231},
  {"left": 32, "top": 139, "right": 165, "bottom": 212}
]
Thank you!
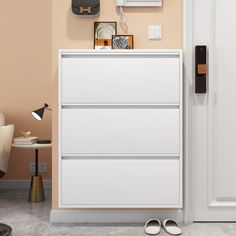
[{"left": 0, "top": 124, "right": 15, "bottom": 176}]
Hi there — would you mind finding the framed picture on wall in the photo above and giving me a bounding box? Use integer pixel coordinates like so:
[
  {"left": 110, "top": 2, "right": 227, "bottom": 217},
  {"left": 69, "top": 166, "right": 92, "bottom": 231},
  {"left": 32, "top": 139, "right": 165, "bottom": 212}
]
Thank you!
[
  {"left": 94, "top": 22, "right": 117, "bottom": 49},
  {"left": 112, "top": 35, "right": 134, "bottom": 49}
]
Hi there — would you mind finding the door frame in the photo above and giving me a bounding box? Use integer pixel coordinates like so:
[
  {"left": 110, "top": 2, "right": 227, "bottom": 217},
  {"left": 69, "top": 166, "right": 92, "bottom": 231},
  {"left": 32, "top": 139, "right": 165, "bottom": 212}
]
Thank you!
[{"left": 183, "top": 0, "right": 194, "bottom": 223}]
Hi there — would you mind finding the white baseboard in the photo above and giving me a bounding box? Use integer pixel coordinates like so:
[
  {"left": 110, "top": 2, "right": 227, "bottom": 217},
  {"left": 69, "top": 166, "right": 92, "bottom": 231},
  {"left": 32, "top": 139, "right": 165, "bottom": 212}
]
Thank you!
[
  {"left": 50, "top": 209, "right": 183, "bottom": 224},
  {"left": 0, "top": 179, "right": 52, "bottom": 190}
]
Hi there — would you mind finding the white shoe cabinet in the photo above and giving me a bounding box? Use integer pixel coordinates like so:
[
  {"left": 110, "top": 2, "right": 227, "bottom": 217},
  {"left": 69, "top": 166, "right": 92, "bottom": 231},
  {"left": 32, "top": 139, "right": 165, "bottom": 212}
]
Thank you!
[{"left": 58, "top": 50, "right": 183, "bottom": 208}]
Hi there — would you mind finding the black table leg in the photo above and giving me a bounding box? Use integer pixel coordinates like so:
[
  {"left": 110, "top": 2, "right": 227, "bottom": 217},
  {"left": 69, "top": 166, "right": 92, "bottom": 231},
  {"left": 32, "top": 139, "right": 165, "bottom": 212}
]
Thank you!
[{"left": 35, "top": 149, "right": 38, "bottom": 176}]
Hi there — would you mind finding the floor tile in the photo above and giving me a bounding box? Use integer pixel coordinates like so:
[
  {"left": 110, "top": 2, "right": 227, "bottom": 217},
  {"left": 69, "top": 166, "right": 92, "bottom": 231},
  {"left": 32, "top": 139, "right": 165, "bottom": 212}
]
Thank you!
[{"left": 1, "top": 189, "right": 236, "bottom": 235}]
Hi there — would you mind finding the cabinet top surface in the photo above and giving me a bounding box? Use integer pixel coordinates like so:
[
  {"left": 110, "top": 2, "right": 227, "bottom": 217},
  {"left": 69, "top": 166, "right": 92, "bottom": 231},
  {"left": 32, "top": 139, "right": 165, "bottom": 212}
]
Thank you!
[{"left": 59, "top": 49, "right": 183, "bottom": 56}]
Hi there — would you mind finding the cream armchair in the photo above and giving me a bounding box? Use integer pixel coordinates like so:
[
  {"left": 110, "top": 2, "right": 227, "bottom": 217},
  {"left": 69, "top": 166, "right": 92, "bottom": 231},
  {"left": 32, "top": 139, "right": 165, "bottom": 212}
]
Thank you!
[
  {"left": 0, "top": 113, "right": 14, "bottom": 235},
  {"left": 0, "top": 113, "right": 14, "bottom": 177}
]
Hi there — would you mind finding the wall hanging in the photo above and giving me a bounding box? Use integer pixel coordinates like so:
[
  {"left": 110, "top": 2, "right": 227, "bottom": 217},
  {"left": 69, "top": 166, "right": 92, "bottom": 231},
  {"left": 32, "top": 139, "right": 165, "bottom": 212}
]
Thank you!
[{"left": 72, "top": 0, "right": 100, "bottom": 17}]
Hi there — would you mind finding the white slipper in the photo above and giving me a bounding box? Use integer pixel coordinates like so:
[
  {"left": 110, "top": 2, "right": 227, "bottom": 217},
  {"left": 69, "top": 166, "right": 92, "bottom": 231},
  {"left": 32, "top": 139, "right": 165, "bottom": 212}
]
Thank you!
[
  {"left": 162, "top": 219, "right": 182, "bottom": 235},
  {"left": 144, "top": 219, "right": 161, "bottom": 235}
]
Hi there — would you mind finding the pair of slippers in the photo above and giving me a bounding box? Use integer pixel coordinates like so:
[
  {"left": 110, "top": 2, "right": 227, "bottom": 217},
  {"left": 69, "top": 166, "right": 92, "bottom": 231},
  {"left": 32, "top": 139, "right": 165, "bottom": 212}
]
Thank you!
[{"left": 144, "top": 219, "right": 182, "bottom": 235}]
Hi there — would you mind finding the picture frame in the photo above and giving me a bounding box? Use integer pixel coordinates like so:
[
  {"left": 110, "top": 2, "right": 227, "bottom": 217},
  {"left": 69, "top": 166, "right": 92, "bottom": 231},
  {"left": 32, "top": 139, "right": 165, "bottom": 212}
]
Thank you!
[
  {"left": 112, "top": 35, "right": 134, "bottom": 49},
  {"left": 94, "top": 22, "right": 117, "bottom": 49}
]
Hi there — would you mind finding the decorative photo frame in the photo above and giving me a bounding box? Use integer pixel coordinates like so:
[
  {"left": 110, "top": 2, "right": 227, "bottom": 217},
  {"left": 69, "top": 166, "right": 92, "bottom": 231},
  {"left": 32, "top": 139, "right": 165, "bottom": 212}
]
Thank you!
[
  {"left": 112, "top": 35, "right": 134, "bottom": 49},
  {"left": 94, "top": 22, "right": 117, "bottom": 49}
]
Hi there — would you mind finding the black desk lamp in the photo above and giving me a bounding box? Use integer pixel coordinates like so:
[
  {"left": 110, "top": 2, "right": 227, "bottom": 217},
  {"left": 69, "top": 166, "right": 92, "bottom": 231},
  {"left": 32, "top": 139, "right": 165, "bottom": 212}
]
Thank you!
[{"left": 32, "top": 103, "right": 51, "bottom": 144}]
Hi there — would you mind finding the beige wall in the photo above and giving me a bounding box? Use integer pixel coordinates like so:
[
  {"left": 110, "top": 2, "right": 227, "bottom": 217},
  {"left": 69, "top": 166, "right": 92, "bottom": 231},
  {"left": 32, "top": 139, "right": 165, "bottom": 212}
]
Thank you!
[
  {"left": 0, "top": 0, "right": 52, "bottom": 179},
  {"left": 52, "top": 0, "right": 183, "bottom": 208}
]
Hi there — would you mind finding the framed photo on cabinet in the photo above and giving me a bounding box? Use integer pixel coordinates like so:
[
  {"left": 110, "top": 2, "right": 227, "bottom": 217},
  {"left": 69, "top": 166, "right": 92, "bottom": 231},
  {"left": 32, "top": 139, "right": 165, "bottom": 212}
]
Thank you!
[
  {"left": 112, "top": 35, "right": 134, "bottom": 49},
  {"left": 94, "top": 22, "right": 117, "bottom": 49}
]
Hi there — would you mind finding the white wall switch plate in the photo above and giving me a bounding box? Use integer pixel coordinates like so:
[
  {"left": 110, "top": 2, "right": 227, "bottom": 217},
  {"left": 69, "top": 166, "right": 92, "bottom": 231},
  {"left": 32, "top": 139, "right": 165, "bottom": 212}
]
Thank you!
[
  {"left": 28, "top": 162, "right": 47, "bottom": 173},
  {"left": 28, "top": 163, "right": 35, "bottom": 173},
  {"left": 39, "top": 162, "right": 47, "bottom": 173},
  {"left": 149, "top": 25, "right": 162, "bottom": 40}
]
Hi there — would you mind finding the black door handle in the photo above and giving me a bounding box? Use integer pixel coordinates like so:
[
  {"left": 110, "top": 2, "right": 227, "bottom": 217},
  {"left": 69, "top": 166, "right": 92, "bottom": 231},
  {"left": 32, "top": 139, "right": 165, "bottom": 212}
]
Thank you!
[{"left": 195, "top": 45, "right": 208, "bottom": 93}]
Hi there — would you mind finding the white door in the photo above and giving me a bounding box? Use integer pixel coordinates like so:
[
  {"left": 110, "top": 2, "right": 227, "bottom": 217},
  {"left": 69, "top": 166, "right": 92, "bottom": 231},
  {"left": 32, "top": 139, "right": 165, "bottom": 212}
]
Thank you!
[{"left": 191, "top": 0, "right": 236, "bottom": 221}]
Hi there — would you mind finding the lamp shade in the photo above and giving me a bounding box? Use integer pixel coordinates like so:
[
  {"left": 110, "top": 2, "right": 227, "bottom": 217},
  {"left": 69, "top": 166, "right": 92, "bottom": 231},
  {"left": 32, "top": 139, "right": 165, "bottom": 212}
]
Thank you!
[
  {"left": 32, "top": 108, "right": 45, "bottom": 121},
  {"left": 32, "top": 103, "right": 49, "bottom": 121}
]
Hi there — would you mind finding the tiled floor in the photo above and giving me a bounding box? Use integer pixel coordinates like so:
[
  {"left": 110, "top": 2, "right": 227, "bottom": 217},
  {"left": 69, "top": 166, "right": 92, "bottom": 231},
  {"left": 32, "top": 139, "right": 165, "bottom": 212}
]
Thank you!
[{"left": 0, "top": 189, "right": 236, "bottom": 235}]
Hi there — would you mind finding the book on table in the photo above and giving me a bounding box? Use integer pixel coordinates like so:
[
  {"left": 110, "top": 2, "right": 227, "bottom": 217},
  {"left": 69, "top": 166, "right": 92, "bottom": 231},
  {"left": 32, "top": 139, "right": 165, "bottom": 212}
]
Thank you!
[{"left": 13, "top": 136, "right": 38, "bottom": 145}]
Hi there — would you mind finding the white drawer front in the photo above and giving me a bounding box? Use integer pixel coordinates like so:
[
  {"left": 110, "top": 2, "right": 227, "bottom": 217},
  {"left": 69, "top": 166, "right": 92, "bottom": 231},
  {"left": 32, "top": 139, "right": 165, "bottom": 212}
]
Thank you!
[
  {"left": 61, "top": 159, "right": 181, "bottom": 207},
  {"left": 61, "top": 108, "right": 180, "bottom": 155},
  {"left": 61, "top": 56, "right": 180, "bottom": 104}
]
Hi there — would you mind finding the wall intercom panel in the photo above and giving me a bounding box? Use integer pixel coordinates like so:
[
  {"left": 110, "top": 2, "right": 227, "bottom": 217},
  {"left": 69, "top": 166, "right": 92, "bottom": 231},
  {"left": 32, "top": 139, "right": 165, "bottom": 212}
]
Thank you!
[{"left": 116, "top": 0, "right": 162, "bottom": 7}]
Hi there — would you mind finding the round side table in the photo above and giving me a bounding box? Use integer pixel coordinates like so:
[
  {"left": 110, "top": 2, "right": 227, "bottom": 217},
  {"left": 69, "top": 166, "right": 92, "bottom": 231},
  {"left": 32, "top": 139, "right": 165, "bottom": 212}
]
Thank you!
[{"left": 12, "top": 143, "right": 52, "bottom": 202}]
